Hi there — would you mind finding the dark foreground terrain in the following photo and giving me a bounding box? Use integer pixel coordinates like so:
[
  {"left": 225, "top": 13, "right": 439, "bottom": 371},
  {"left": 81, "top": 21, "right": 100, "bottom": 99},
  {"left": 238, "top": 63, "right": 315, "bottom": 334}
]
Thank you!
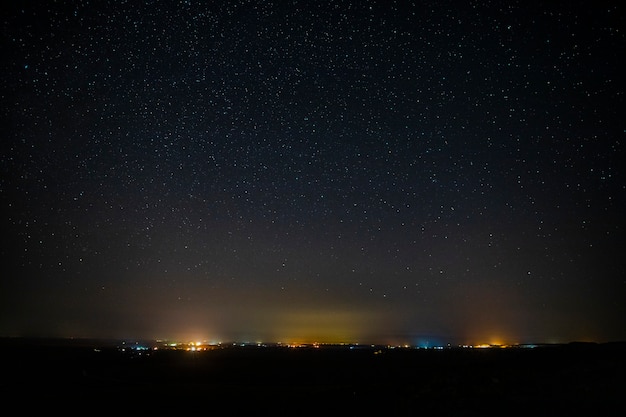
[{"left": 1, "top": 339, "right": 625, "bottom": 415}]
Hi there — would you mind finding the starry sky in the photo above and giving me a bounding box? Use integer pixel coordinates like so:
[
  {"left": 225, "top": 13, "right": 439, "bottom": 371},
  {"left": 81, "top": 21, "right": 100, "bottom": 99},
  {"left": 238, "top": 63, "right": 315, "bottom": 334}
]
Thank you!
[{"left": 1, "top": 1, "right": 624, "bottom": 345}]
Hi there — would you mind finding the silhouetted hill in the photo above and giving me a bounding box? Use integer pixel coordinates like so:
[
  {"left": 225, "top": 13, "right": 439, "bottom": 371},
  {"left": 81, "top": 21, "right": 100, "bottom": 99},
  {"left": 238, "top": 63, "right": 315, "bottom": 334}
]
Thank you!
[{"left": 1, "top": 338, "right": 624, "bottom": 415}]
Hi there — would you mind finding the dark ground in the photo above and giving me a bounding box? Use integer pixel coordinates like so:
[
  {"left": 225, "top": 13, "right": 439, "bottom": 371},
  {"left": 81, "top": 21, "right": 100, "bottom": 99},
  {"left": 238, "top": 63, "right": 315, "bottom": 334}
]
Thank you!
[{"left": 1, "top": 339, "right": 625, "bottom": 415}]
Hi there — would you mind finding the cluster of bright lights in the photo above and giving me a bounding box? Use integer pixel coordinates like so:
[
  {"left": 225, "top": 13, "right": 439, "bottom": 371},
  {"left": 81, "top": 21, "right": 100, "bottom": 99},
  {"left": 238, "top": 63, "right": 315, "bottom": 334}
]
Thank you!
[
  {"left": 151, "top": 340, "right": 223, "bottom": 351},
  {"left": 186, "top": 341, "right": 222, "bottom": 351},
  {"left": 125, "top": 339, "right": 538, "bottom": 352}
]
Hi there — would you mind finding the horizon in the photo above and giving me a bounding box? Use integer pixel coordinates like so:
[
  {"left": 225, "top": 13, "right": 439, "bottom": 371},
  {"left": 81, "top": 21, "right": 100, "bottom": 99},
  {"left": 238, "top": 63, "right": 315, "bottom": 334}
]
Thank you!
[
  {"left": 3, "top": 333, "right": 621, "bottom": 348},
  {"left": 2, "top": 321, "right": 620, "bottom": 348}
]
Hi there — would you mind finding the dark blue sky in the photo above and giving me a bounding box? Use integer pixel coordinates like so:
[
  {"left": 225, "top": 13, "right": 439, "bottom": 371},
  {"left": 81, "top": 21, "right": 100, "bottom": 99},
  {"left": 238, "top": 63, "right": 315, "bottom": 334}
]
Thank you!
[{"left": 1, "top": 0, "right": 624, "bottom": 344}]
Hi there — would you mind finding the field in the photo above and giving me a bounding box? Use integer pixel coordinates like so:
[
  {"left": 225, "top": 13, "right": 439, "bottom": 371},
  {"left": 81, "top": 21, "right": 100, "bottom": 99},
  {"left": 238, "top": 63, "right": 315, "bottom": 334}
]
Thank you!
[{"left": 1, "top": 339, "right": 624, "bottom": 415}]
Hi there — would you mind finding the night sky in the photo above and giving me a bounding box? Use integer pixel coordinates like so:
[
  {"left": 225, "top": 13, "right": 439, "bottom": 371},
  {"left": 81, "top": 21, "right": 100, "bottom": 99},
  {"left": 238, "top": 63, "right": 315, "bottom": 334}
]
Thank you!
[{"left": 1, "top": 1, "right": 624, "bottom": 345}]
